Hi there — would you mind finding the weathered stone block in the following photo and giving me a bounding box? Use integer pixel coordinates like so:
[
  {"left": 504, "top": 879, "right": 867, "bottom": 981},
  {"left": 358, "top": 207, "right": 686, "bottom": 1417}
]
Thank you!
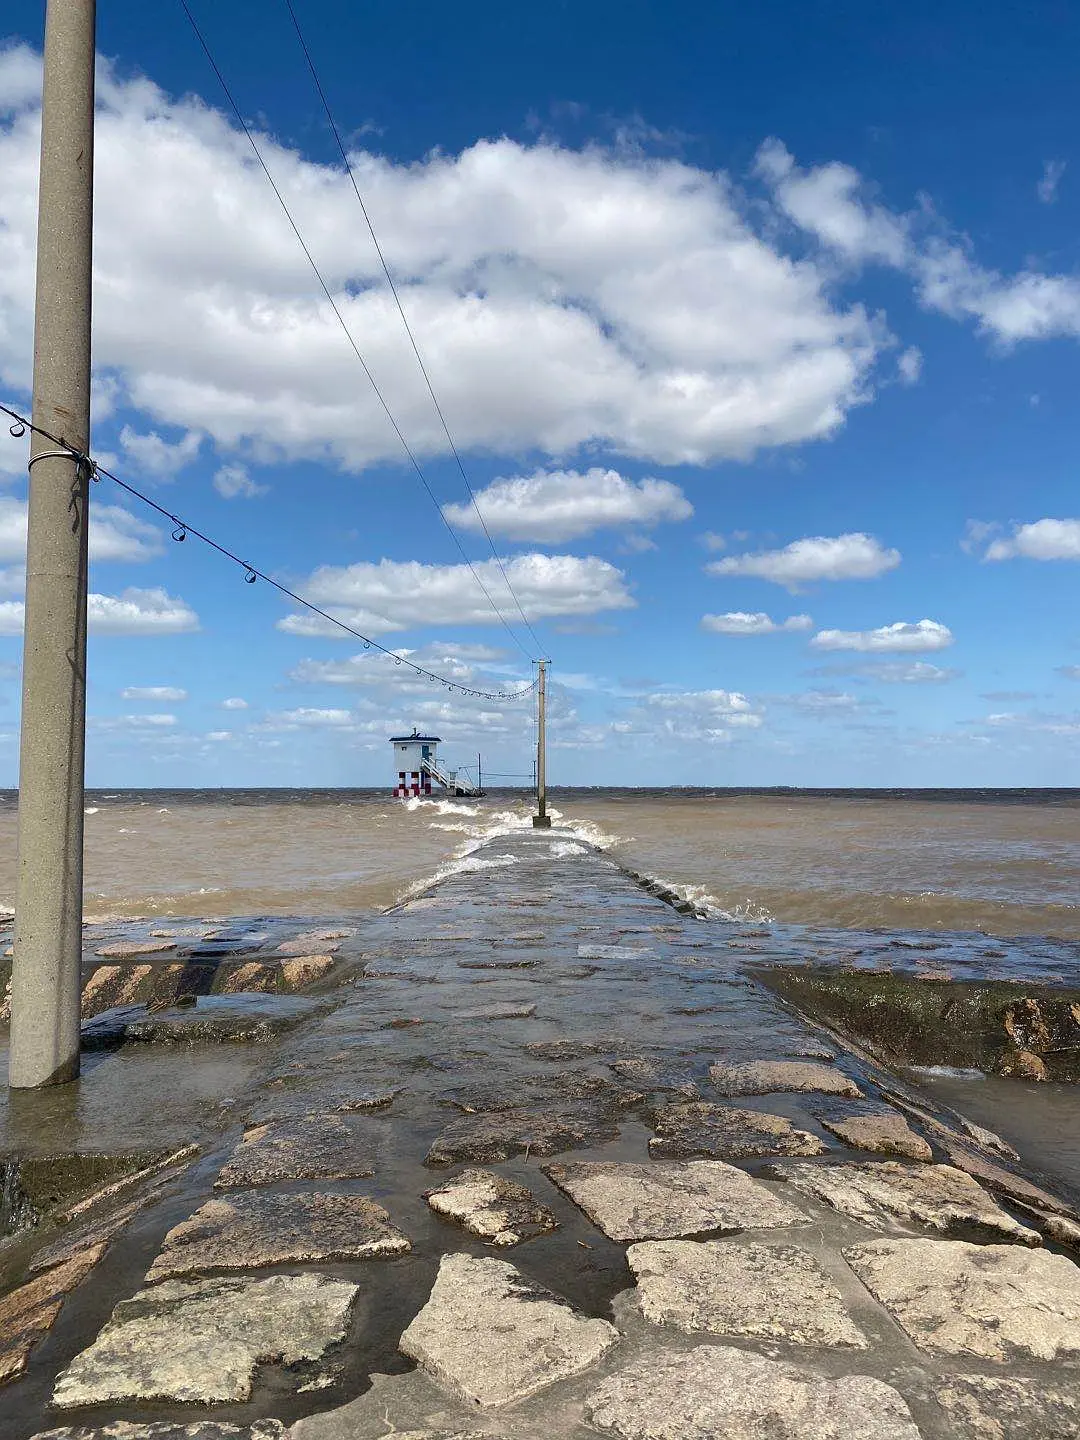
[
  {"left": 52, "top": 1273, "right": 357, "bottom": 1407},
  {"left": 770, "top": 1160, "right": 1041, "bottom": 1244},
  {"left": 649, "top": 1102, "right": 827, "bottom": 1160},
  {"left": 935, "top": 1373, "right": 1080, "bottom": 1439},
  {"left": 817, "top": 1111, "right": 932, "bottom": 1161},
  {"left": 214, "top": 1116, "right": 376, "bottom": 1188},
  {"left": 147, "top": 1192, "right": 409, "bottom": 1279},
  {"left": 398, "top": 1252, "right": 618, "bottom": 1406},
  {"left": 424, "top": 1169, "right": 557, "bottom": 1246},
  {"left": 543, "top": 1159, "right": 804, "bottom": 1241},
  {"left": 710, "top": 1059, "right": 863, "bottom": 1098},
  {"left": 628, "top": 1239, "right": 867, "bottom": 1347},
  {"left": 845, "top": 1237, "right": 1080, "bottom": 1361},
  {"left": 585, "top": 1344, "right": 922, "bottom": 1440}
]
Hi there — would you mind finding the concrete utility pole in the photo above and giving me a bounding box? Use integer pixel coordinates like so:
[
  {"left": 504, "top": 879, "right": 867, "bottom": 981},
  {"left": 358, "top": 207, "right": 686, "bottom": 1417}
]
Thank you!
[
  {"left": 10, "top": 0, "right": 97, "bottom": 1089},
  {"left": 532, "top": 660, "right": 551, "bottom": 829}
]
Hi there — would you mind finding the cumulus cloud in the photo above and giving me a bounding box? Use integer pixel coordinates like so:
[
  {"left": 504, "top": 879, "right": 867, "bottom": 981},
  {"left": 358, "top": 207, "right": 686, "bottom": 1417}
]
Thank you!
[
  {"left": 118, "top": 425, "right": 201, "bottom": 480},
  {"left": 810, "top": 619, "right": 953, "bottom": 653},
  {"left": 983, "top": 518, "right": 1080, "bottom": 561},
  {"left": 707, "top": 532, "right": 900, "bottom": 588},
  {"left": 897, "top": 346, "right": 922, "bottom": 384},
  {"left": 701, "top": 611, "right": 812, "bottom": 635},
  {"left": 638, "top": 688, "right": 763, "bottom": 743},
  {"left": 121, "top": 685, "right": 188, "bottom": 701},
  {"left": 862, "top": 661, "right": 957, "bottom": 683},
  {"left": 0, "top": 495, "right": 163, "bottom": 564},
  {"left": 277, "top": 553, "right": 633, "bottom": 635},
  {"left": 264, "top": 708, "right": 356, "bottom": 729},
  {"left": 0, "top": 587, "right": 199, "bottom": 637},
  {"left": 442, "top": 468, "right": 692, "bottom": 542},
  {"left": 221, "top": 696, "right": 249, "bottom": 709},
  {"left": 759, "top": 139, "right": 1080, "bottom": 347},
  {"left": 213, "top": 464, "right": 268, "bottom": 500},
  {"left": 0, "top": 49, "right": 882, "bottom": 471}
]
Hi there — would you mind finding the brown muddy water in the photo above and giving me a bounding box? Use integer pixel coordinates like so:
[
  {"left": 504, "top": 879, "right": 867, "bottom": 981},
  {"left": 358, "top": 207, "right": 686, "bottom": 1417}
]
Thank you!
[
  {"left": 0, "top": 787, "right": 1077, "bottom": 939},
  {"left": 0, "top": 787, "right": 1077, "bottom": 1185}
]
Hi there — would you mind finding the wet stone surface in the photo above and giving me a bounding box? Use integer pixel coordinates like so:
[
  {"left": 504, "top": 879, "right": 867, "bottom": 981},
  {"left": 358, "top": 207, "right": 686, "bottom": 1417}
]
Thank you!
[
  {"left": 817, "top": 1109, "right": 933, "bottom": 1161},
  {"left": 32, "top": 1427, "right": 287, "bottom": 1440},
  {"left": 146, "top": 1192, "right": 410, "bottom": 1279},
  {"left": 426, "top": 1108, "right": 616, "bottom": 1166},
  {"left": 399, "top": 1252, "right": 619, "bottom": 1406},
  {"left": 424, "top": 1168, "right": 558, "bottom": 1246},
  {"left": 584, "top": 1345, "right": 922, "bottom": 1440},
  {"left": 934, "top": 1373, "right": 1080, "bottom": 1440},
  {"left": 543, "top": 1159, "right": 805, "bottom": 1240},
  {"left": 52, "top": 1273, "right": 358, "bottom": 1407},
  {"left": 628, "top": 1239, "right": 868, "bottom": 1347},
  {"left": 769, "top": 1159, "right": 1042, "bottom": 1244},
  {"left": 648, "top": 1101, "right": 827, "bottom": 1160},
  {"left": 82, "top": 995, "right": 332, "bottom": 1049},
  {"left": 845, "top": 1237, "right": 1080, "bottom": 1362},
  {"left": 710, "top": 1058, "right": 864, "bottom": 1098},
  {"left": 214, "top": 1116, "right": 378, "bottom": 1188}
]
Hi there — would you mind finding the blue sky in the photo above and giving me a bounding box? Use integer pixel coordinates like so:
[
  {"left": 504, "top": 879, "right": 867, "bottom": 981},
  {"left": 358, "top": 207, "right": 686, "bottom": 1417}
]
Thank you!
[{"left": 1, "top": 0, "right": 1079, "bottom": 786}]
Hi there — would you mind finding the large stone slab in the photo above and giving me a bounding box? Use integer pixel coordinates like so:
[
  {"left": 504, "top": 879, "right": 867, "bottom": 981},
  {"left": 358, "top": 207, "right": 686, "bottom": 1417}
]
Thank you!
[
  {"left": 817, "top": 1111, "right": 932, "bottom": 1161},
  {"left": 584, "top": 1344, "right": 922, "bottom": 1440},
  {"left": 935, "top": 1373, "right": 1080, "bottom": 1439},
  {"left": 398, "top": 1252, "right": 618, "bottom": 1406},
  {"left": 542, "top": 1159, "right": 805, "bottom": 1241},
  {"left": 0, "top": 1248, "right": 105, "bottom": 1384},
  {"left": 52, "top": 1273, "right": 357, "bottom": 1407},
  {"left": 214, "top": 1116, "right": 376, "bottom": 1188},
  {"left": 845, "top": 1237, "right": 1080, "bottom": 1361},
  {"left": 33, "top": 1425, "right": 287, "bottom": 1440},
  {"left": 426, "top": 1108, "right": 614, "bottom": 1166},
  {"left": 628, "top": 1239, "right": 867, "bottom": 1348},
  {"left": 424, "top": 1169, "right": 557, "bottom": 1246},
  {"left": 710, "top": 1059, "right": 863, "bottom": 1098},
  {"left": 147, "top": 1192, "right": 410, "bottom": 1279},
  {"left": 95, "top": 939, "right": 177, "bottom": 959},
  {"left": 82, "top": 995, "right": 329, "bottom": 1049},
  {"left": 649, "top": 1102, "right": 827, "bottom": 1160},
  {"left": 769, "top": 1160, "right": 1041, "bottom": 1244}
]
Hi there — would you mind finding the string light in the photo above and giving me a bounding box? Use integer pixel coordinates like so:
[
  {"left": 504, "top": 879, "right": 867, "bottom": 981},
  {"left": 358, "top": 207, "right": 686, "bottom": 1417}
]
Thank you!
[{"left": 0, "top": 401, "right": 537, "bottom": 705}]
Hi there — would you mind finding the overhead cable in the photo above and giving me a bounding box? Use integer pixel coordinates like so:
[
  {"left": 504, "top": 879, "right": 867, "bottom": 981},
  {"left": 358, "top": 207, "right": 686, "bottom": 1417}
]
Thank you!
[
  {"left": 0, "top": 402, "right": 536, "bottom": 703},
  {"left": 177, "top": 0, "right": 535, "bottom": 662},
  {"left": 281, "top": 0, "right": 546, "bottom": 658}
]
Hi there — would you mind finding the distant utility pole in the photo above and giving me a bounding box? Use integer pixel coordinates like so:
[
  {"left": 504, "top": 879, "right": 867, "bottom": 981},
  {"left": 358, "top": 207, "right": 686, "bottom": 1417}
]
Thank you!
[
  {"left": 532, "top": 660, "right": 551, "bottom": 829},
  {"left": 10, "top": 0, "right": 96, "bottom": 1089}
]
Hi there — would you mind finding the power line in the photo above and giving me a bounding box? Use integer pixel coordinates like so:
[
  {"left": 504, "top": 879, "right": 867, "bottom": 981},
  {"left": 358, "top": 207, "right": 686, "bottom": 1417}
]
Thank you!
[
  {"left": 0, "top": 401, "right": 536, "bottom": 704},
  {"left": 281, "top": 0, "right": 546, "bottom": 659},
  {"left": 177, "top": 0, "right": 535, "bottom": 663}
]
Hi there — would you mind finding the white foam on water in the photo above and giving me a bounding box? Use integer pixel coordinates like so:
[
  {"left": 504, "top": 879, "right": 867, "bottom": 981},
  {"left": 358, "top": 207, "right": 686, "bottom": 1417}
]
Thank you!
[
  {"left": 84, "top": 807, "right": 100, "bottom": 815},
  {"left": 635, "top": 870, "right": 776, "bottom": 925},
  {"left": 550, "top": 840, "right": 588, "bottom": 858},
  {"left": 909, "top": 1065, "right": 986, "bottom": 1081}
]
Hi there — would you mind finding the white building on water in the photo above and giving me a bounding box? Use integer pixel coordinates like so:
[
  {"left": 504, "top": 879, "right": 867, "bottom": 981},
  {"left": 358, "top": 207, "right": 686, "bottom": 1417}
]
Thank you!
[{"left": 390, "top": 730, "right": 479, "bottom": 798}]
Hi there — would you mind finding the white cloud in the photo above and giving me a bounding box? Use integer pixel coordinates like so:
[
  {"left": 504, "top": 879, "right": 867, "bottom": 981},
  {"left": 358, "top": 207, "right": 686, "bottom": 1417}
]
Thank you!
[
  {"left": 897, "top": 346, "right": 922, "bottom": 384},
  {"left": 638, "top": 688, "right": 763, "bottom": 743},
  {"left": 862, "top": 661, "right": 957, "bottom": 683},
  {"left": 92, "top": 712, "right": 178, "bottom": 729},
  {"left": 983, "top": 518, "right": 1080, "bottom": 561},
  {"left": 221, "top": 696, "right": 249, "bottom": 709},
  {"left": 442, "top": 468, "right": 692, "bottom": 542},
  {"left": 88, "top": 588, "right": 200, "bottom": 635},
  {"left": 278, "top": 553, "right": 633, "bottom": 635},
  {"left": 0, "top": 495, "right": 162, "bottom": 564},
  {"left": 121, "top": 685, "right": 188, "bottom": 700},
  {"left": 757, "top": 139, "right": 909, "bottom": 266},
  {"left": 707, "top": 532, "right": 899, "bottom": 588},
  {"left": 701, "top": 611, "right": 812, "bottom": 635},
  {"left": 1057, "top": 666, "right": 1080, "bottom": 680},
  {"left": 118, "top": 425, "right": 201, "bottom": 480},
  {"left": 0, "top": 51, "right": 882, "bottom": 470},
  {"left": 776, "top": 688, "right": 861, "bottom": 712},
  {"left": 0, "top": 587, "right": 199, "bottom": 637},
  {"left": 760, "top": 141, "right": 1080, "bottom": 348},
  {"left": 213, "top": 464, "right": 268, "bottom": 500},
  {"left": 266, "top": 708, "right": 356, "bottom": 728},
  {"left": 1038, "top": 160, "right": 1066, "bottom": 205},
  {"left": 810, "top": 619, "right": 953, "bottom": 653}
]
